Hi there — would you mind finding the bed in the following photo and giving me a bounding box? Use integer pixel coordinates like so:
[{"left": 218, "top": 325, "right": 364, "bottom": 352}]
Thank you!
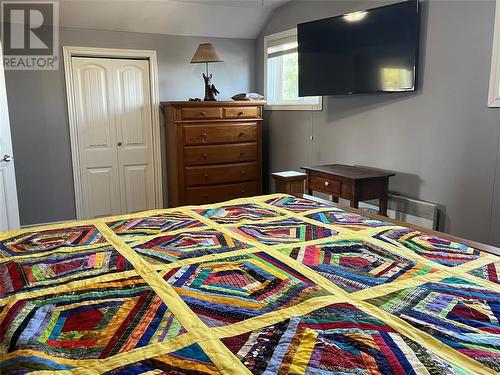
[{"left": 0, "top": 193, "right": 498, "bottom": 374}]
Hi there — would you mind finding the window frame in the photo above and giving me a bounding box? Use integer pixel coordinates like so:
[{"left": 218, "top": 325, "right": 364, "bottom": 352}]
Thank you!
[
  {"left": 264, "top": 28, "right": 323, "bottom": 111},
  {"left": 489, "top": 0, "right": 500, "bottom": 107}
]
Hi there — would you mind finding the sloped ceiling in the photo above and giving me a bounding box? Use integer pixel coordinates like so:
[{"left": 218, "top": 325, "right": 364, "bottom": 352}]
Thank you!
[{"left": 59, "top": 0, "right": 291, "bottom": 39}]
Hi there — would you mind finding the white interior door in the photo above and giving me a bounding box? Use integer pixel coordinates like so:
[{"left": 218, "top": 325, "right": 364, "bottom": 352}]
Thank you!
[
  {"left": 113, "top": 59, "right": 155, "bottom": 214},
  {"left": 72, "top": 57, "right": 121, "bottom": 219},
  {"left": 71, "top": 57, "right": 155, "bottom": 219},
  {"left": 0, "top": 41, "right": 20, "bottom": 231}
]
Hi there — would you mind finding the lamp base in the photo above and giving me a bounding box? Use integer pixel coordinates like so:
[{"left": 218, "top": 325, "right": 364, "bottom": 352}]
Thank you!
[{"left": 202, "top": 73, "right": 220, "bottom": 101}]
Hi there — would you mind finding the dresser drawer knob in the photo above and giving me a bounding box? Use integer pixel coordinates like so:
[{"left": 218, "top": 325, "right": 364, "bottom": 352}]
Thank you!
[
  {"left": 204, "top": 194, "right": 208, "bottom": 199},
  {"left": 239, "top": 132, "right": 245, "bottom": 137},
  {"left": 203, "top": 174, "right": 208, "bottom": 179},
  {"left": 200, "top": 111, "right": 206, "bottom": 116},
  {"left": 202, "top": 153, "right": 208, "bottom": 158},
  {"left": 324, "top": 181, "right": 330, "bottom": 186},
  {"left": 240, "top": 170, "right": 246, "bottom": 175},
  {"left": 238, "top": 111, "right": 245, "bottom": 116},
  {"left": 241, "top": 189, "right": 246, "bottom": 194}
]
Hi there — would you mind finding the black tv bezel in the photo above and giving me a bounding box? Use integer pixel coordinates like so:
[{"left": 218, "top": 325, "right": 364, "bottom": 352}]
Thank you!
[{"left": 297, "top": 0, "right": 421, "bottom": 97}]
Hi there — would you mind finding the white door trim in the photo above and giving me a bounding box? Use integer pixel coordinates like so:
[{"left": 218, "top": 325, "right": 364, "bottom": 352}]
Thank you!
[
  {"left": 0, "top": 40, "right": 20, "bottom": 230},
  {"left": 489, "top": 0, "right": 500, "bottom": 106},
  {"left": 63, "top": 46, "right": 163, "bottom": 219}
]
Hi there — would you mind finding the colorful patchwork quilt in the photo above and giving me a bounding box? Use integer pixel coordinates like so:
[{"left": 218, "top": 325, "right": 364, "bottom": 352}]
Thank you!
[{"left": 0, "top": 194, "right": 499, "bottom": 374}]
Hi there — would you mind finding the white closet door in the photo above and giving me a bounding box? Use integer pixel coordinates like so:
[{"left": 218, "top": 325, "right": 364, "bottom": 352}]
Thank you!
[
  {"left": 71, "top": 57, "right": 155, "bottom": 219},
  {"left": 72, "top": 57, "right": 121, "bottom": 218},
  {"left": 112, "top": 59, "right": 155, "bottom": 213},
  {"left": 0, "top": 41, "right": 20, "bottom": 231}
]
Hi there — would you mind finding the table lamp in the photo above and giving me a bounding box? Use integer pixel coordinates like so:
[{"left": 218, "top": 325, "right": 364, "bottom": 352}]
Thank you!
[{"left": 190, "top": 43, "right": 223, "bottom": 101}]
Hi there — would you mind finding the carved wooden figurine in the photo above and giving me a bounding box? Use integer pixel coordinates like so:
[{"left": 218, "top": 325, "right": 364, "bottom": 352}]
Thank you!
[{"left": 203, "top": 73, "right": 220, "bottom": 101}]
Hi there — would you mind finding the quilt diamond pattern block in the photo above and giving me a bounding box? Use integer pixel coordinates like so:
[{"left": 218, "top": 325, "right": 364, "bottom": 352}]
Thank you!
[
  {"left": 0, "top": 245, "right": 133, "bottom": 297},
  {"left": 373, "top": 227, "right": 483, "bottom": 266},
  {"left": 468, "top": 261, "right": 500, "bottom": 284},
  {"left": 0, "top": 277, "right": 186, "bottom": 367},
  {"left": 230, "top": 218, "right": 338, "bottom": 245},
  {"left": 0, "top": 225, "right": 106, "bottom": 258},
  {"left": 278, "top": 240, "right": 438, "bottom": 293},
  {"left": 163, "top": 252, "right": 330, "bottom": 327},
  {"left": 368, "top": 277, "right": 500, "bottom": 371},
  {"left": 105, "top": 343, "right": 221, "bottom": 374},
  {"left": 221, "top": 303, "right": 467, "bottom": 374},
  {"left": 265, "top": 196, "right": 331, "bottom": 212},
  {"left": 106, "top": 212, "right": 206, "bottom": 239},
  {"left": 133, "top": 229, "right": 252, "bottom": 265},
  {"left": 194, "top": 203, "right": 284, "bottom": 224},
  {"left": 307, "top": 209, "right": 394, "bottom": 231}
]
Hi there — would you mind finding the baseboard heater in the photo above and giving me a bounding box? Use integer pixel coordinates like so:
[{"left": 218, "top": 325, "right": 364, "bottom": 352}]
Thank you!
[{"left": 358, "top": 194, "right": 439, "bottom": 230}]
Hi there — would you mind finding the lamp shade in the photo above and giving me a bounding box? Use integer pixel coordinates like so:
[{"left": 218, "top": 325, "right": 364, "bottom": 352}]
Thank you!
[{"left": 190, "top": 43, "right": 223, "bottom": 64}]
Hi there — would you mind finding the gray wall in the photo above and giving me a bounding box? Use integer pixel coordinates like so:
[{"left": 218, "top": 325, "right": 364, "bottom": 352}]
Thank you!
[
  {"left": 258, "top": 0, "right": 500, "bottom": 246},
  {"left": 5, "top": 27, "right": 255, "bottom": 226}
]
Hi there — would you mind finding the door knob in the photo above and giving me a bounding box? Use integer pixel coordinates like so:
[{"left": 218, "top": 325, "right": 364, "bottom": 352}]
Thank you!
[
  {"left": 2, "top": 154, "right": 13, "bottom": 162},
  {"left": 117, "top": 142, "right": 123, "bottom": 147}
]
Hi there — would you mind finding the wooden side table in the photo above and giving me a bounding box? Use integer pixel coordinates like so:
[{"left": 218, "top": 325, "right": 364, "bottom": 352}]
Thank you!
[
  {"left": 272, "top": 171, "right": 307, "bottom": 197},
  {"left": 301, "top": 164, "right": 395, "bottom": 215}
]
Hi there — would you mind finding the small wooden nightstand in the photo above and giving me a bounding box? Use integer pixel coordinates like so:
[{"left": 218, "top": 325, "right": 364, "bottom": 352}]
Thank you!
[
  {"left": 272, "top": 171, "right": 307, "bottom": 197},
  {"left": 301, "top": 164, "right": 395, "bottom": 215}
]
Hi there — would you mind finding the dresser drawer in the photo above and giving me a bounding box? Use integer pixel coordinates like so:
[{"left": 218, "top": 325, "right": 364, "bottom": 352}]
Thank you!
[
  {"left": 184, "top": 123, "right": 258, "bottom": 145},
  {"left": 185, "top": 162, "right": 258, "bottom": 186},
  {"left": 309, "top": 174, "right": 342, "bottom": 195},
  {"left": 186, "top": 182, "right": 258, "bottom": 204},
  {"left": 181, "top": 107, "right": 222, "bottom": 120},
  {"left": 223, "top": 106, "right": 261, "bottom": 119},
  {"left": 184, "top": 143, "right": 257, "bottom": 166}
]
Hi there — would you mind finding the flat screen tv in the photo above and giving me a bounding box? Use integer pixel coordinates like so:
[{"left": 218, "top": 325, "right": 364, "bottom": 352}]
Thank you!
[{"left": 298, "top": 0, "right": 420, "bottom": 96}]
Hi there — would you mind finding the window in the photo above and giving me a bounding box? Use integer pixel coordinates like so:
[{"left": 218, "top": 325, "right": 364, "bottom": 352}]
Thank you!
[{"left": 264, "top": 29, "right": 322, "bottom": 110}]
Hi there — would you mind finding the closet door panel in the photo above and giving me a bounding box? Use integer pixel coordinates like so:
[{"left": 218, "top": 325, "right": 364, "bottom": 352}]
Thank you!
[
  {"left": 72, "top": 57, "right": 121, "bottom": 219},
  {"left": 86, "top": 167, "right": 116, "bottom": 218},
  {"left": 113, "top": 59, "right": 155, "bottom": 213},
  {"left": 123, "top": 165, "right": 149, "bottom": 213}
]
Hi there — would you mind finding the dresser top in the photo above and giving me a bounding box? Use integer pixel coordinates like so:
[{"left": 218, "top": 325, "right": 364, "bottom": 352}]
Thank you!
[{"left": 161, "top": 100, "right": 266, "bottom": 108}]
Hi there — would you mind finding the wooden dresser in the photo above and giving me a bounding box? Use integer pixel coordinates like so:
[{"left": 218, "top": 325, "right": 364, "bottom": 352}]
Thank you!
[{"left": 161, "top": 101, "right": 264, "bottom": 207}]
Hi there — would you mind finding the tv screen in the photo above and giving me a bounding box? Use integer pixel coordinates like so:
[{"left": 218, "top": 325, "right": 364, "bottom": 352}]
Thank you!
[{"left": 298, "top": 0, "right": 420, "bottom": 96}]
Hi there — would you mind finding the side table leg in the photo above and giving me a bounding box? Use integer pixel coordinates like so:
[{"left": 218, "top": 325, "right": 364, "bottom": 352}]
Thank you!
[
  {"left": 379, "top": 194, "right": 388, "bottom": 216},
  {"left": 379, "top": 179, "right": 389, "bottom": 216},
  {"left": 351, "top": 185, "right": 360, "bottom": 209}
]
